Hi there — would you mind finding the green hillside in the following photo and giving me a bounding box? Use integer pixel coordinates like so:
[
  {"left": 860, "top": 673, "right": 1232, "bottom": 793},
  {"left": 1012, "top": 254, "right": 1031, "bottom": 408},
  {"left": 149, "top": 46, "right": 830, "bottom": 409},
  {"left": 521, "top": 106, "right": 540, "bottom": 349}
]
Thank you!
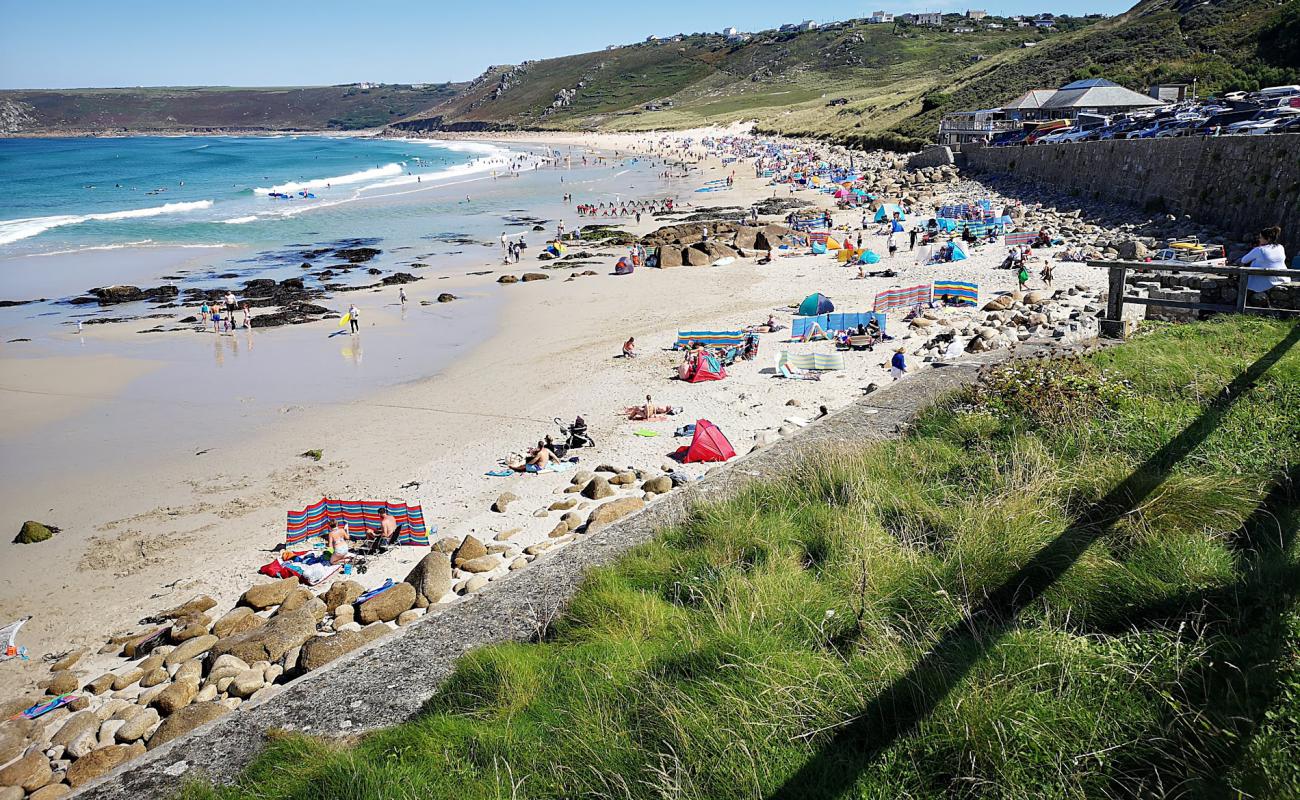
[
  {"left": 0, "top": 83, "right": 463, "bottom": 134},
  {"left": 2, "top": 0, "right": 1295, "bottom": 143}
]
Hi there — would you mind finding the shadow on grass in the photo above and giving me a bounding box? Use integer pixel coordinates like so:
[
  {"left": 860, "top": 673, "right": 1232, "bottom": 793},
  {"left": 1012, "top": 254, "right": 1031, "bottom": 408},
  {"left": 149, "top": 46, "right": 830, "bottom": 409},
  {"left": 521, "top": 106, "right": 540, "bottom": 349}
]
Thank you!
[
  {"left": 768, "top": 324, "right": 1300, "bottom": 800},
  {"left": 1100, "top": 464, "right": 1299, "bottom": 797}
]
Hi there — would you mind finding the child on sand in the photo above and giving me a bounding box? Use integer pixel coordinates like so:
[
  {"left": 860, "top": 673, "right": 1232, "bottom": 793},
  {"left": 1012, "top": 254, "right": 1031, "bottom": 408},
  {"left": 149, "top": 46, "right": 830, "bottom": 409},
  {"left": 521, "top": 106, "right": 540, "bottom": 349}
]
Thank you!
[
  {"left": 622, "top": 337, "right": 637, "bottom": 358},
  {"left": 1018, "top": 265, "right": 1031, "bottom": 291}
]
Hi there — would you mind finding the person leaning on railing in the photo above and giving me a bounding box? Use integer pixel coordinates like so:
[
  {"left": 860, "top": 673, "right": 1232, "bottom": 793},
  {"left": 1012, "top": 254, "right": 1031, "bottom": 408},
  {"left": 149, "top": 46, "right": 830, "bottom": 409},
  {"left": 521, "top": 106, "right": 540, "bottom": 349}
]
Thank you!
[{"left": 1239, "top": 226, "right": 1290, "bottom": 293}]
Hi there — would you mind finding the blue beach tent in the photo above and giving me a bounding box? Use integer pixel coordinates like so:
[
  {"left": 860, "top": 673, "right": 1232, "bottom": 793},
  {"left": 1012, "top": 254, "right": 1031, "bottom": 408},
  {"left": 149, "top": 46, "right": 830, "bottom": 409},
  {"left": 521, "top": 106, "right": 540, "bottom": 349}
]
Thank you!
[
  {"left": 797, "top": 293, "right": 835, "bottom": 316},
  {"left": 873, "top": 204, "right": 907, "bottom": 222},
  {"left": 950, "top": 241, "right": 969, "bottom": 261}
]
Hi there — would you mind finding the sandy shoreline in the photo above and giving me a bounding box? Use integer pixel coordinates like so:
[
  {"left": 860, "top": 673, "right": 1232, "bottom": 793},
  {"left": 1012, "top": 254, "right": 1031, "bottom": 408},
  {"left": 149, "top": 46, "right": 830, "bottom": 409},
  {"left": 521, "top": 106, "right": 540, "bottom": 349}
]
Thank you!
[{"left": 0, "top": 127, "right": 1108, "bottom": 700}]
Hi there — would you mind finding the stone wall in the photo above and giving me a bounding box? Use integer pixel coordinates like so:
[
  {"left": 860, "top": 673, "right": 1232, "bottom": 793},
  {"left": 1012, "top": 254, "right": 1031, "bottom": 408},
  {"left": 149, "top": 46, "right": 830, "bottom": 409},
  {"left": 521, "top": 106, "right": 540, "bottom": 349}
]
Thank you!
[
  {"left": 906, "top": 145, "right": 956, "bottom": 169},
  {"left": 963, "top": 135, "right": 1300, "bottom": 256}
]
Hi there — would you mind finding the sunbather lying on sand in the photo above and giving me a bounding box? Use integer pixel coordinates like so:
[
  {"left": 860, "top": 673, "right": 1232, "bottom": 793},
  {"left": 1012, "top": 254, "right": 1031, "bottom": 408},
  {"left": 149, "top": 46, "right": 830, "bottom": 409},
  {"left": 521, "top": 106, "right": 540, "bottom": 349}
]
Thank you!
[
  {"left": 626, "top": 394, "right": 680, "bottom": 420},
  {"left": 753, "top": 314, "right": 784, "bottom": 334}
]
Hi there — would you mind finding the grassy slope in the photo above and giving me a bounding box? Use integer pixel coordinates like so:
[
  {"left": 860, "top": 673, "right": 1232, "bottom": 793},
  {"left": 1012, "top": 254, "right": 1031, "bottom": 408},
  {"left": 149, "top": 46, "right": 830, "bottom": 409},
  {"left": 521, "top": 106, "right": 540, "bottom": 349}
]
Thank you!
[
  {"left": 187, "top": 316, "right": 1300, "bottom": 800},
  {"left": 0, "top": 84, "right": 464, "bottom": 132}
]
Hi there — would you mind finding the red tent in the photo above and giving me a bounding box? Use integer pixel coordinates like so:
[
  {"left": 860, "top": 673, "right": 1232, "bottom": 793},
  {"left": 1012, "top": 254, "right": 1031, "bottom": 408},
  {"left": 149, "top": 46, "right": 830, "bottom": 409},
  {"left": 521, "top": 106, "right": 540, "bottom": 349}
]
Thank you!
[
  {"left": 673, "top": 419, "right": 736, "bottom": 463},
  {"left": 681, "top": 352, "right": 727, "bottom": 383}
]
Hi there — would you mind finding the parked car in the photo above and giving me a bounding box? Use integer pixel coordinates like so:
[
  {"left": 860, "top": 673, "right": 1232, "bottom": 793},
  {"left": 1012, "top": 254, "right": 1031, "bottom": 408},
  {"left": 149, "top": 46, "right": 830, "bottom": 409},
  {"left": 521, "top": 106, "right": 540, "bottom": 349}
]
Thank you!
[{"left": 1153, "top": 119, "right": 1206, "bottom": 137}]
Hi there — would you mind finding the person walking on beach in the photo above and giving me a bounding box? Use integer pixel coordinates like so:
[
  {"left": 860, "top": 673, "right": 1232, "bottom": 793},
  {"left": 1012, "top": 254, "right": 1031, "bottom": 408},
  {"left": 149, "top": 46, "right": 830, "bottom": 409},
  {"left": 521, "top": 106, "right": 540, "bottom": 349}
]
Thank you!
[
  {"left": 500, "top": 232, "right": 508, "bottom": 252},
  {"left": 399, "top": 287, "right": 407, "bottom": 306},
  {"left": 224, "top": 291, "right": 238, "bottom": 324},
  {"left": 887, "top": 233, "right": 898, "bottom": 259},
  {"left": 242, "top": 303, "right": 251, "bottom": 329},
  {"left": 348, "top": 303, "right": 360, "bottom": 335},
  {"left": 909, "top": 227, "right": 918, "bottom": 251},
  {"left": 1039, "top": 262, "right": 1054, "bottom": 288},
  {"left": 1017, "top": 264, "right": 1031, "bottom": 291},
  {"left": 199, "top": 302, "right": 209, "bottom": 327},
  {"left": 890, "top": 347, "right": 907, "bottom": 381}
]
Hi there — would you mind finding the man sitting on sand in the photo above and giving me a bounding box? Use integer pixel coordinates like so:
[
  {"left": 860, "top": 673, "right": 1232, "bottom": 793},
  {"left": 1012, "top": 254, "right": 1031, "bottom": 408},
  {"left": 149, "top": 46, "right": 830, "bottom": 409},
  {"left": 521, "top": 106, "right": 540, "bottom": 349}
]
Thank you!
[
  {"left": 506, "top": 441, "right": 563, "bottom": 473},
  {"left": 622, "top": 337, "right": 637, "bottom": 358},
  {"left": 753, "top": 314, "right": 784, "bottom": 334}
]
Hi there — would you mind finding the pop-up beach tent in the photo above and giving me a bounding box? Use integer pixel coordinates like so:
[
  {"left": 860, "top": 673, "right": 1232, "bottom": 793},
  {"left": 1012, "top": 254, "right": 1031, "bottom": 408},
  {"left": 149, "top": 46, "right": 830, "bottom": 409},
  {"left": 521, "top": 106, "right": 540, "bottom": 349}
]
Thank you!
[
  {"left": 682, "top": 352, "right": 727, "bottom": 383},
  {"left": 673, "top": 419, "right": 736, "bottom": 463},
  {"left": 950, "top": 241, "right": 969, "bottom": 261},
  {"left": 797, "top": 293, "right": 835, "bottom": 316},
  {"left": 873, "top": 204, "right": 907, "bottom": 222}
]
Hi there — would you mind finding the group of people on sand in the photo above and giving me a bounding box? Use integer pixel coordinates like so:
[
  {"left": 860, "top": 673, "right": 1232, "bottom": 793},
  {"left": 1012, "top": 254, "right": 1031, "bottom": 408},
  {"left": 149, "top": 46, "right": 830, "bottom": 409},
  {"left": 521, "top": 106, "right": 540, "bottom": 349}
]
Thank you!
[
  {"left": 324, "top": 509, "right": 401, "bottom": 566},
  {"left": 501, "top": 232, "right": 528, "bottom": 264},
  {"left": 575, "top": 198, "right": 675, "bottom": 218},
  {"left": 199, "top": 291, "right": 250, "bottom": 332}
]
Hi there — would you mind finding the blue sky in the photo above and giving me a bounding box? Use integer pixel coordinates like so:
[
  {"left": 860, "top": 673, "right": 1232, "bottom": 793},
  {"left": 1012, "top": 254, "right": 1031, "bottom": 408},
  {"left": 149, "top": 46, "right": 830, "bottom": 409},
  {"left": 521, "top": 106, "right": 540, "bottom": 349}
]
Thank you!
[{"left": 1, "top": 0, "right": 1134, "bottom": 89}]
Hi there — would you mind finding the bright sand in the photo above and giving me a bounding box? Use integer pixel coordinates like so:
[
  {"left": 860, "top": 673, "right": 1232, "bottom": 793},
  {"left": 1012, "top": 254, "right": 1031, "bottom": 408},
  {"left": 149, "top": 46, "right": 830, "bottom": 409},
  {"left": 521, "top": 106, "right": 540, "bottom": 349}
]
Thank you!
[{"left": 0, "top": 128, "right": 1108, "bottom": 696}]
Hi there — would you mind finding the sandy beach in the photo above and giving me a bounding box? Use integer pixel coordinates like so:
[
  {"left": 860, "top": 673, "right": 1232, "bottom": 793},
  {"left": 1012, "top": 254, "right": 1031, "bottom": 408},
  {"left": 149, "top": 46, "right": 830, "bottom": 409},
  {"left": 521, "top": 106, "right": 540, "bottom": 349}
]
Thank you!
[{"left": 0, "top": 127, "right": 1108, "bottom": 699}]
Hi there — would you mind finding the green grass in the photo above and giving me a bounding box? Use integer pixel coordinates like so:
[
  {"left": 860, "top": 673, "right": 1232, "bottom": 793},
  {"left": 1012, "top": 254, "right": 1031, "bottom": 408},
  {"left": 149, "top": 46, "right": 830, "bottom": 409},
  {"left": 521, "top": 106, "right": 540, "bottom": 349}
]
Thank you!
[{"left": 186, "top": 317, "right": 1300, "bottom": 799}]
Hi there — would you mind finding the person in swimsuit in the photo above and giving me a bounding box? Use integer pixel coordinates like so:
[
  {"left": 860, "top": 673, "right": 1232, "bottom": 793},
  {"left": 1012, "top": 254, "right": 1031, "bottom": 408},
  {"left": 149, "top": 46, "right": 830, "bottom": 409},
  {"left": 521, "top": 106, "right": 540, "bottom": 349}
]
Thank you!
[{"left": 328, "top": 521, "right": 351, "bottom": 564}]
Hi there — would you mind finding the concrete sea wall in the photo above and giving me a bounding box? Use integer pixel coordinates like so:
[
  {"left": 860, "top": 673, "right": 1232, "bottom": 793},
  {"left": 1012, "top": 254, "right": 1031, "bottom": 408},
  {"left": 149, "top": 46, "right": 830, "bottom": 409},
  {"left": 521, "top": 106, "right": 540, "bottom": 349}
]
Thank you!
[{"left": 962, "top": 135, "right": 1300, "bottom": 256}]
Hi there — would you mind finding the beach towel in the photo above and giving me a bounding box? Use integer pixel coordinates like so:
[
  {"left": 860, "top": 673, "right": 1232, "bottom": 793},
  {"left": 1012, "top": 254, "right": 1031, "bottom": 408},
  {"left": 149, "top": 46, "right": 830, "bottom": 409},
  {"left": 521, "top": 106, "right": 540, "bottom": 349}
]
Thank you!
[
  {"left": 778, "top": 363, "right": 821, "bottom": 381},
  {"left": 285, "top": 499, "right": 429, "bottom": 547},
  {"left": 485, "top": 469, "right": 514, "bottom": 477},
  {"left": 287, "top": 561, "right": 341, "bottom": 586},
  {"left": 17, "top": 694, "right": 77, "bottom": 720},
  {"left": 873, "top": 285, "right": 932, "bottom": 313},
  {"left": 356, "top": 579, "right": 395, "bottom": 604},
  {"left": 634, "top": 429, "right": 658, "bottom": 437}
]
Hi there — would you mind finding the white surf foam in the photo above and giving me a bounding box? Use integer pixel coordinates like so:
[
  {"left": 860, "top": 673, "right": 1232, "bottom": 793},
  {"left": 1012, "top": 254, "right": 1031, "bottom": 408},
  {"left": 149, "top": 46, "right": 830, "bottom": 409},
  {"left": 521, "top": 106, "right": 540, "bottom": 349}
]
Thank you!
[
  {"left": 255, "top": 163, "right": 404, "bottom": 195},
  {"left": 0, "top": 200, "right": 215, "bottom": 246},
  {"left": 221, "top": 215, "right": 259, "bottom": 225}
]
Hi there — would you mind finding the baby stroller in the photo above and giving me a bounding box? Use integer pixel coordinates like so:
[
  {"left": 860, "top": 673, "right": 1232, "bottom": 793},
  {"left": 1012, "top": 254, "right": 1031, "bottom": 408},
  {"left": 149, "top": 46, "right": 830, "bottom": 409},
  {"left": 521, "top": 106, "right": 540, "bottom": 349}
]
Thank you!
[{"left": 553, "top": 416, "right": 596, "bottom": 457}]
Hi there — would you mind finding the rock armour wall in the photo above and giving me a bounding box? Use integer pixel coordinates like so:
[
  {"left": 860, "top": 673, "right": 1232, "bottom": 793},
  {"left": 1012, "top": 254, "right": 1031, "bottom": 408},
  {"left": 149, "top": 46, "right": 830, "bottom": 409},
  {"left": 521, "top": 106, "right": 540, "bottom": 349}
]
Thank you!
[{"left": 963, "top": 135, "right": 1300, "bottom": 256}]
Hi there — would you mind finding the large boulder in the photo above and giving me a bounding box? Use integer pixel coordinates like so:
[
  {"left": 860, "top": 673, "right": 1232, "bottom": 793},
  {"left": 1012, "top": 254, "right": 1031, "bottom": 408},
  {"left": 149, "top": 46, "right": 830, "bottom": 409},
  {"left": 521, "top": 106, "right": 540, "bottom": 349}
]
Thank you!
[
  {"left": 114, "top": 708, "right": 159, "bottom": 744},
  {"left": 240, "top": 577, "right": 299, "bottom": 610},
  {"left": 585, "top": 498, "right": 646, "bottom": 533},
  {"left": 46, "top": 671, "right": 78, "bottom": 696},
  {"left": 146, "top": 703, "right": 229, "bottom": 750},
  {"left": 1117, "top": 240, "right": 1149, "bottom": 261},
  {"left": 0, "top": 752, "right": 52, "bottom": 792},
  {"left": 163, "top": 635, "right": 217, "bottom": 666},
  {"left": 150, "top": 680, "right": 198, "bottom": 716},
  {"left": 520, "top": 273, "right": 549, "bottom": 282},
  {"left": 14, "top": 521, "right": 59, "bottom": 544},
  {"left": 656, "top": 246, "right": 685, "bottom": 268},
  {"left": 641, "top": 476, "right": 673, "bottom": 495},
  {"left": 358, "top": 582, "right": 416, "bottom": 624},
  {"left": 452, "top": 535, "right": 488, "bottom": 567},
  {"left": 206, "top": 607, "right": 318, "bottom": 665},
  {"left": 582, "top": 476, "right": 615, "bottom": 500},
  {"left": 159, "top": 595, "right": 216, "bottom": 620},
  {"left": 212, "top": 607, "right": 265, "bottom": 638},
  {"left": 683, "top": 245, "right": 714, "bottom": 267},
  {"left": 491, "top": 492, "right": 518, "bottom": 513},
  {"left": 457, "top": 555, "right": 499, "bottom": 574},
  {"left": 66, "top": 743, "right": 145, "bottom": 788},
  {"left": 404, "top": 553, "right": 452, "bottom": 606},
  {"left": 321, "top": 579, "right": 364, "bottom": 612},
  {"left": 298, "top": 624, "right": 390, "bottom": 672},
  {"left": 275, "top": 587, "right": 314, "bottom": 616},
  {"left": 51, "top": 712, "right": 99, "bottom": 748}
]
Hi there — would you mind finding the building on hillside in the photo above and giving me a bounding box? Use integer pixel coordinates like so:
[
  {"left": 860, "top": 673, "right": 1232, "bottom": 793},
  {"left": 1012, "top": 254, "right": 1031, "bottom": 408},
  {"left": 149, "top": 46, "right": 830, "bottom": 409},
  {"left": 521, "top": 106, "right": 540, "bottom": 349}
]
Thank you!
[
  {"left": 868, "top": 11, "right": 894, "bottom": 23},
  {"left": 646, "top": 34, "right": 660, "bottom": 42},
  {"left": 797, "top": 19, "right": 818, "bottom": 31},
  {"left": 966, "top": 9, "right": 988, "bottom": 19},
  {"left": 722, "top": 26, "right": 739, "bottom": 36},
  {"left": 953, "top": 26, "right": 975, "bottom": 33},
  {"left": 1006, "top": 79, "right": 1165, "bottom": 121},
  {"left": 986, "top": 22, "right": 1004, "bottom": 29},
  {"left": 937, "top": 109, "right": 1020, "bottom": 144},
  {"left": 1033, "top": 15, "right": 1055, "bottom": 28},
  {"left": 1149, "top": 83, "right": 1190, "bottom": 102},
  {"left": 726, "top": 31, "right": 751, "bottom": 42},
  {"left": 914, "top": 12, "right": 944, "bottom": 25}
]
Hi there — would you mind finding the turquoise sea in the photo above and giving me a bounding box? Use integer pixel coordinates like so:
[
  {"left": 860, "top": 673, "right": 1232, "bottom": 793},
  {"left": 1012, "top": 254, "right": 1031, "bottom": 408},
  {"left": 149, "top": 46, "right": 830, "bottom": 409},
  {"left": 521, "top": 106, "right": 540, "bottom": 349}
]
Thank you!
[{"left": 0, "top": 135, "right": 512, "bottom": 253}]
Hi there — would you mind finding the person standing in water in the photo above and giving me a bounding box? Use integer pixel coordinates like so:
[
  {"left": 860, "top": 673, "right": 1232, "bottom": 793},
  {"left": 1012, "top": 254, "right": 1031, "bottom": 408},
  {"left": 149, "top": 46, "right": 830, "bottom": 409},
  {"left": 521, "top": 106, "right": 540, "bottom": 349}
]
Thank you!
[{"left": 348, "top": 303, "right": 360, "bottom": 334}]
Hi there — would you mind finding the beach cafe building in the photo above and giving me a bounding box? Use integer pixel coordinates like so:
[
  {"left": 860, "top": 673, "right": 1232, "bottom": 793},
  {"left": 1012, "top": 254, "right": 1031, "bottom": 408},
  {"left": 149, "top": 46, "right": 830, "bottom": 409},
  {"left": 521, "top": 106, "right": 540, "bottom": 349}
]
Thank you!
[{"left": 938, "top": 79, "right": 1166, "bottom": 143}]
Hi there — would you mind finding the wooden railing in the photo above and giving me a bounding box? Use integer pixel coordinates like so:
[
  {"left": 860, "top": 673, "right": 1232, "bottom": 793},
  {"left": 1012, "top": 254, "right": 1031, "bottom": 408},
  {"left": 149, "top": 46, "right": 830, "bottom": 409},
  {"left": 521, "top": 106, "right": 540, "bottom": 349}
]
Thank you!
[{"left": 1089, "top": 261, "right": 1300, "bottom": 332}]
